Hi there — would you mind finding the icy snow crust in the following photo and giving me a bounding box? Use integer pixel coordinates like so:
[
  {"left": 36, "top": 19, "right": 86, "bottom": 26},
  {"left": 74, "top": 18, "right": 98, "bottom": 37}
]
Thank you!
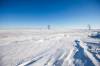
[{"left": 0, "top": 29, "right": 100, "bottom": 66}]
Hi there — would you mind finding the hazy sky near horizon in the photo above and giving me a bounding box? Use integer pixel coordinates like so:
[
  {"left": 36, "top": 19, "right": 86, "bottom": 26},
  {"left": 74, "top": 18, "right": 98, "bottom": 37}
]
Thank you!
[{"left": 0, "top": 0, "right": 100, "bottom": 29}]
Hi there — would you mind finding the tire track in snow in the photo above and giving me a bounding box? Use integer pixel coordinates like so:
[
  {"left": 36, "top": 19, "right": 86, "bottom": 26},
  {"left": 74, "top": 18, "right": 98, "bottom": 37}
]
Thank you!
[
  {"left": 16, "top": 34, "right": 65, "bottom": 66},
  {"left": 43, "top": 48, "right": 68, "bottom": 66}
]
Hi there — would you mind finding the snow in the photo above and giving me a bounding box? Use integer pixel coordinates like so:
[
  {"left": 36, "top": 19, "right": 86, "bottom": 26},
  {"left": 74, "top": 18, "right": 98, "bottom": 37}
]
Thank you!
[{"left": 0, "top": 29, "right": 99, "bottom": 66}]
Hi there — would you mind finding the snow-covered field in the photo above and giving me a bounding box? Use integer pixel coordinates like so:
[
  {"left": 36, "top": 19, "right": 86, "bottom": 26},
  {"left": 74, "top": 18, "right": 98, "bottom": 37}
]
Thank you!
[{"left": 0, "top": 29, "right": 99, "bottom": 66}]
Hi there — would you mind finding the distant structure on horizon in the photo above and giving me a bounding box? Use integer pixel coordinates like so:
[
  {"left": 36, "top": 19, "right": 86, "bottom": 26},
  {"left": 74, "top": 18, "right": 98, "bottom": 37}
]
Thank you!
[
  {"left": 87, "top": 24, "right": 91, "bottom": 30},
  {"left": 48, "top": 25, "right": 51, "bottom": 30}
]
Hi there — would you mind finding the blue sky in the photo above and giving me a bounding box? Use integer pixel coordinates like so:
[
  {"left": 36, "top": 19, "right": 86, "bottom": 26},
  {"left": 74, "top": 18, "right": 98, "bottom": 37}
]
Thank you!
[{"left": 0, "top": 0, "right": 100, "bottom": 29}]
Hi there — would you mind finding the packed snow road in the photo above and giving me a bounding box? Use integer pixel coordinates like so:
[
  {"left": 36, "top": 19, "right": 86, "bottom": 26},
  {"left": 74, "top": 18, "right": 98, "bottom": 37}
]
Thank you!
[{"left": 0, "top": 29, "right": 99, "bottom": 66}]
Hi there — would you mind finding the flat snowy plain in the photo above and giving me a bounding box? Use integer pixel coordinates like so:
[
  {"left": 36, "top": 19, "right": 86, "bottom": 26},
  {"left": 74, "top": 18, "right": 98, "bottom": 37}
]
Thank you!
[{"left": 0, "top": 29, "right": 99, "bottom": 66}]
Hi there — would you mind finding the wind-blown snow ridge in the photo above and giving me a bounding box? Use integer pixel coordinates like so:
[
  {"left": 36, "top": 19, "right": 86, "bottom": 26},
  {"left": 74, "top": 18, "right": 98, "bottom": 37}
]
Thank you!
[{"left": 79, "top": 40, "right": 99, "bottom": 66}]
